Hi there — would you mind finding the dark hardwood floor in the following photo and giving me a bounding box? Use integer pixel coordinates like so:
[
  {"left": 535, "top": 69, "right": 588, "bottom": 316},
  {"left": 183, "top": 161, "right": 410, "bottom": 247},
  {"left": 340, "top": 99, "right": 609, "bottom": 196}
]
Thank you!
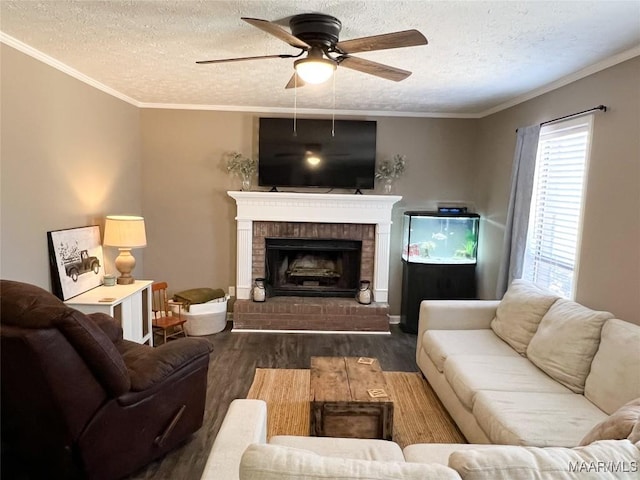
[{"left": 127, "top": 324, "right": 418, "bottom": 479}]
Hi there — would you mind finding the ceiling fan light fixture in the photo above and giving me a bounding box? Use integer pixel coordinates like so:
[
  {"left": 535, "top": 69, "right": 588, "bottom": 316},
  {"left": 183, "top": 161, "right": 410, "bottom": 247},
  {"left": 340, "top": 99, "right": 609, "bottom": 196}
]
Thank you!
[{"left": 294, "top": 57, "right": 336, "bottom": 84}]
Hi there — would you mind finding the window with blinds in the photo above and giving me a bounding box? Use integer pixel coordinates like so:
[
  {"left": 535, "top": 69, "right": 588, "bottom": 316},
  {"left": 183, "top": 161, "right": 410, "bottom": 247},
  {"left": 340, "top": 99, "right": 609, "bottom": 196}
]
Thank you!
[{"left": 522, "top": 116, "right": 594, "bottom": 298}]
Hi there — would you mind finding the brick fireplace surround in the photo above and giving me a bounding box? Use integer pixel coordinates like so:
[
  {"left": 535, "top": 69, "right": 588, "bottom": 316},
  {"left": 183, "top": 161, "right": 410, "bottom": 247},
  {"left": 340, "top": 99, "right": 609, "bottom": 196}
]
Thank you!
[{"left": 228, "top": 192, "right": 401, "bottom": 332}]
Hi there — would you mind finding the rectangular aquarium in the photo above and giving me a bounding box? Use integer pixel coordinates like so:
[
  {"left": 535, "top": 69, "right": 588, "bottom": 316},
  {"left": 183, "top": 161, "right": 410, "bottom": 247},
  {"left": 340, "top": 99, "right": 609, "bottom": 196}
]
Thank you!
[{"left": 402, "top": 211, "right": 480, "bottom": 264}]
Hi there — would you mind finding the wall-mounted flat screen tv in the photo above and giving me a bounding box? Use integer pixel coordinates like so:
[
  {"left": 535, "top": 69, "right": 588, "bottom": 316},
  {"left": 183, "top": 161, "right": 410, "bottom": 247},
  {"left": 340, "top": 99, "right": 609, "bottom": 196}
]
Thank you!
[{"left": 258, "top": 118, "right": 377, "bottom": 189}]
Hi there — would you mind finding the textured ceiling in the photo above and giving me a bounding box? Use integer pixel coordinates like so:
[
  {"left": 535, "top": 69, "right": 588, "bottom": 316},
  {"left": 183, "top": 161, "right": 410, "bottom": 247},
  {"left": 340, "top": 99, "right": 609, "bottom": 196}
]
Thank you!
[{"left": 1, "top": 1, "right": 639, "bottom": 116}]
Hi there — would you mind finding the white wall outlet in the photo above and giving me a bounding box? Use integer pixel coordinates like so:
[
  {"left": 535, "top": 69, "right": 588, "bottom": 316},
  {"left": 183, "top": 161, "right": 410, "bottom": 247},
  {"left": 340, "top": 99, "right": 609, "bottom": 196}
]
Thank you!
[{"left": 229, "top": 286, "right": 236, "bottom": 297}]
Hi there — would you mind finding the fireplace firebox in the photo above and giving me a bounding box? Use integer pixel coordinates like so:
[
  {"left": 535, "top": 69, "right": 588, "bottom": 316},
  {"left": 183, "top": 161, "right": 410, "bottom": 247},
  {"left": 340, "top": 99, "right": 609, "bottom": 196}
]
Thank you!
[{"left": 265, "top": 238, "right": 362, "bottom": 297}]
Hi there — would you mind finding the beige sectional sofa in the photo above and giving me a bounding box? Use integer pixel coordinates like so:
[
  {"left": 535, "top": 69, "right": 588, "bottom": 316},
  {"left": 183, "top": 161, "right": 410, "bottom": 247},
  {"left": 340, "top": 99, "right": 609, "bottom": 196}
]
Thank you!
[
  {"left": 417, "top": 280, "right": 640, "bottom": 447},
  {"left": 202, "top": 399, "right": 639, "bottom": 479},
  {"left": 202, "top": 279, "right": 640, "bottom": 479}
]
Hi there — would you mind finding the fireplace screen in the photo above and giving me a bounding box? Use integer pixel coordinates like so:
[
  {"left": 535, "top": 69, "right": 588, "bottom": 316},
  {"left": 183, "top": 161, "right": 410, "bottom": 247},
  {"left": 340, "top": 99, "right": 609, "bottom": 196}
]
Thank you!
[{"left": 265, "top": 238, "right": 362, "bottom": 297}]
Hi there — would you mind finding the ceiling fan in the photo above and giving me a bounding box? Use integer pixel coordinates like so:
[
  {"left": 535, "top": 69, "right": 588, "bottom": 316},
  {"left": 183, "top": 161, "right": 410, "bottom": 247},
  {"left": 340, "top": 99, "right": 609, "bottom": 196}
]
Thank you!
[{"left": 196, "top": 13, "right": 428, "bottom": 88}]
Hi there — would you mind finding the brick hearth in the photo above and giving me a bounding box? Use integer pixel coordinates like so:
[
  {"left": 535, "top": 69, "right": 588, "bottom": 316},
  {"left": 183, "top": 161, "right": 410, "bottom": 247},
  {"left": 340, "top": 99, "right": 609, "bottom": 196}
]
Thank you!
[{"left": 233, "top": 297, "right": 389, "bottom": 332}]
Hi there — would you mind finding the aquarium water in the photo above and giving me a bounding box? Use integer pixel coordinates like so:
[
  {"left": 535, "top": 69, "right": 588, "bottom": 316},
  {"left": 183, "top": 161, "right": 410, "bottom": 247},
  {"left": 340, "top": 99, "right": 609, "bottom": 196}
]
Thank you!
[{"left": 402, "top": 213, "right": 479, "bottom": 264}]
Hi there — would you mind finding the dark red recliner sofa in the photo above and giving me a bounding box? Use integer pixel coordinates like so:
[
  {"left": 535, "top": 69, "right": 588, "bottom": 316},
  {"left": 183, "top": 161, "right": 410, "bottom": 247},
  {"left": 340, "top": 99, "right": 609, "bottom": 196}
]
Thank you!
[{"left": 0, "top": 280, "right": 213, "bottom": 479}]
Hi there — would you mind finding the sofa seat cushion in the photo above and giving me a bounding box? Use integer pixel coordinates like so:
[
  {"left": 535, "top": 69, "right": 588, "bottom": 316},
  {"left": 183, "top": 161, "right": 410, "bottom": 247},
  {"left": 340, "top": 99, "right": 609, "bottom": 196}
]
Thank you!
[
  {"left": 579, "top": 397, "right": 640, "bottom": 445},
  {"left": 490, "top": 279, "right": 559, "bottom": 355},
  {"left": 443, "top": 354, "right": 571, "bottom": 410},
  {"left": 403, "top": 444, "right": 495, "bottom": 465},
  {"left": 448, "top": 439, "right": 640, "bottom": 480},
  {"left": 239, "top": 444, "right": 462, "bottom": 480},
  {"left": 269, "top": 436, "right": 404, "bottom": 462},
  {"left": 472, "top": 390, "right": 607, "bottom": 447},
  {"left": 584, "top": 319, "right": 640, "bottom": 415},
  {"left": 423, "top": 330, "right": 519, "bottom": 373},
  {"left": 526, "top": 299, "right": 613, "bottom": 394}
]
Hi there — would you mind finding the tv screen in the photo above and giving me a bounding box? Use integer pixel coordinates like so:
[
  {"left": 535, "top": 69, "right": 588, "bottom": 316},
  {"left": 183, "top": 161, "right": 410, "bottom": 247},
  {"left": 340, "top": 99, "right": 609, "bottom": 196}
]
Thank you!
[{"left": 258, "top": 118, "right": 377, "bottom": 189}]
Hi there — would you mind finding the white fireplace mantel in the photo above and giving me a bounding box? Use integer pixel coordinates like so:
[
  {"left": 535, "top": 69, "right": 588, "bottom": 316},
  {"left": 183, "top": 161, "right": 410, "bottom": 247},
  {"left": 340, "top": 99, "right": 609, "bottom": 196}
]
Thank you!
[{"left": 228, "top": 191, "right": 402, "bottom": 302}]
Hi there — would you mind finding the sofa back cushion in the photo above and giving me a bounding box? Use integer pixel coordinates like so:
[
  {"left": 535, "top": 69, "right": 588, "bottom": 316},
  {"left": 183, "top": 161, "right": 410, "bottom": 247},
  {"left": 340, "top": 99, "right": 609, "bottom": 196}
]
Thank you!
[
  {"left": 239, "top": 444, "right": 462, "bottom": 480},
  {"left": 584, "top": 319, "right": 640, "bottom": 414},
  {"left": 0, "top": 279, "right": 69, "bottom": 329},
  {"left": 526, "top": 299, "right": 613, "bottom": 393},
  {"left": 448, "top": 439, "right": 640, "bottom": 480},
  {"left": 0, "top": 280, "right": 130, "bottom": 396},
  {"left": 490, "top": 280, "right": 559, "bottom": 355},
  {"left": 56, "top": 309, "right": 131, "bottom": 396}
]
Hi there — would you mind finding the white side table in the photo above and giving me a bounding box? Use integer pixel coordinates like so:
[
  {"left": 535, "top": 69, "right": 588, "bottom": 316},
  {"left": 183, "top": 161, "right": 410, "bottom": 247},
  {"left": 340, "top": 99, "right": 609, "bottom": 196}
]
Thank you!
[{"left": 65, "top": 280, "right": 154, "bottom": 345}]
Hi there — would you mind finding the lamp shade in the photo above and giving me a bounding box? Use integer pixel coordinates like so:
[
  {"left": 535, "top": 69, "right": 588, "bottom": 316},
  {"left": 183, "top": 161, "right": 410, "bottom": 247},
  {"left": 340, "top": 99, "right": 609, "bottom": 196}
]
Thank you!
[{"left": 103, "top": 215, "right": 147, "bottom": 248}]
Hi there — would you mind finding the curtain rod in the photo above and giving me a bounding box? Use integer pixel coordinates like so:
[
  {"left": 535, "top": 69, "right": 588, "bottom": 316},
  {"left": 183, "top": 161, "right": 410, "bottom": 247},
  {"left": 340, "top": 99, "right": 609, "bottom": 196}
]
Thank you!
[
  {"left": 516, "top": 105, "right": 607, "bottom": 132},
  {"left": 541, "top": 104, "right": 607, "bottom": 126}
]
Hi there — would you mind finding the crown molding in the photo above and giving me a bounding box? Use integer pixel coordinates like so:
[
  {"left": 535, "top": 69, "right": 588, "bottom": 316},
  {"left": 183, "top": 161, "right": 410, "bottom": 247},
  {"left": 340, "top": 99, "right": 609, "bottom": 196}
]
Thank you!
[
  {"left": 137, "top": 102, "right": 480, "bottom": 119},
  {"left": 0, "top": 32, "right": 141, "bottom": 107},
  {"left": 477, "top": 45, "right": 640, "bottom": 117},
  {"left": 3, "top": 30, "right": 638, "bottom": 119}
]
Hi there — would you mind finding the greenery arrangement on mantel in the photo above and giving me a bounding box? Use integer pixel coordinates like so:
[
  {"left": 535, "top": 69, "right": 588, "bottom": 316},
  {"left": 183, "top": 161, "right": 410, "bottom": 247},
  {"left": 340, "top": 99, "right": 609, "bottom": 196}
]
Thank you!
[
  {"left": 225, "top": 152, "right": 257, "bottom": 191},
  {"left": 223, "top": 151, "right": 406, "bottom": 193},
  {"left": 375, "top": 154, "right": 406, "bottom": 193}
]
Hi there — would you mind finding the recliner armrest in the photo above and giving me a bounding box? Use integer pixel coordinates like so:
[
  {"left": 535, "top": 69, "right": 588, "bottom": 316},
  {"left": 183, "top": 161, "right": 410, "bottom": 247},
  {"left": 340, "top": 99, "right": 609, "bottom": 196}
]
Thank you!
[{"left": 121, "top": 338, "right": 213, "bottom": 392}]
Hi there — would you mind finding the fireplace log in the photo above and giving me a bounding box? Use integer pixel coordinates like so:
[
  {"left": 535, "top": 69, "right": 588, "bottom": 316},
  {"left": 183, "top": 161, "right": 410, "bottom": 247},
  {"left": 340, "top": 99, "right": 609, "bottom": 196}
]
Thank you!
[{"left": 288, "top": 268, "right": 340, "bottom": 279}]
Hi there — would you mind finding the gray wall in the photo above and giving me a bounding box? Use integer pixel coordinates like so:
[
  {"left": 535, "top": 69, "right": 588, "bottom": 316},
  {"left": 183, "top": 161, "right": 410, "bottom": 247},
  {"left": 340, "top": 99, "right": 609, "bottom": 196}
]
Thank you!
[
  {"left": 2, "top": 43, "right": 638, "bottom": 325},
  {"left": 139, "top": 111, "right": 478, "bottom": 315},
  {"left": 0, "top": 44, "right": 143, "bottom": 290},
  {"left": 475, "top": 56, "right": 640, "bottom": 324}
]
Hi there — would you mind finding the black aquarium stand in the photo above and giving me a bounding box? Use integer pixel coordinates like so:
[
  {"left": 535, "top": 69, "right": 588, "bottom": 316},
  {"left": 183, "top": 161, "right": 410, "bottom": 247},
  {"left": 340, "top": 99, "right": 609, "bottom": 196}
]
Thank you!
[
  {"left": 399, "top": 260, "right": 477, "bottom": 334},
  {"left": 399, "top": 210, "right": 480, "bottom": 334}
]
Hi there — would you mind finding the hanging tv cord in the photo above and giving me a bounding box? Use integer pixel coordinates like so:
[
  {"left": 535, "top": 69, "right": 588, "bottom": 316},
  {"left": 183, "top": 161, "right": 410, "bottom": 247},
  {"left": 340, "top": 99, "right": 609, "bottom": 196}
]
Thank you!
[
  {"left": 293, "top": 74, "right": 298, "bottom": 136},
  {"left": 331, "top": 69, "right": 336, "bottom": 137}
]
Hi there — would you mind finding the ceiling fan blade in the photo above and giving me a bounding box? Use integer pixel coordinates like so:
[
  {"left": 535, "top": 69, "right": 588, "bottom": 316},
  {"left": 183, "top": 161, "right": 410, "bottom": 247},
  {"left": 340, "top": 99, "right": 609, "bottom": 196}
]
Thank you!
[
  {"left": 196, "top": 53, "right": 298, "bottom": 64},
  {"left": 242, "top": 17, "right": 311, "bottom": 50},
  {"left": 336, "top": 29, "right": 427, "bottom": 54},
  {"left": 338, "top": 56, "right": 412, "bottom": 82},
  {"left": 285, "top": 73, "right": 306, "bottom": 89}
]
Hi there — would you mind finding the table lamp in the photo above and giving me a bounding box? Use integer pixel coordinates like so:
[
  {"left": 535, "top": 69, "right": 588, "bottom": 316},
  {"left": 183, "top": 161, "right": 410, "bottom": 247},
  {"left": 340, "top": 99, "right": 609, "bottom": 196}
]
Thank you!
[{"left": 103, "top": 215, "right": 147, "bottom": 285}]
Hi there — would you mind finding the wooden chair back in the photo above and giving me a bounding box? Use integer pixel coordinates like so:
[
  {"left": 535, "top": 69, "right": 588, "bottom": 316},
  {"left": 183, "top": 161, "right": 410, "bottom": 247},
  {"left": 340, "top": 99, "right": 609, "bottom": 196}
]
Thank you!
[
  {"left": 152, "top": 281, "right": 170, "bottom": 318},
  {"left": 151, "top": 281, "right": 187, "bottom": 344}
]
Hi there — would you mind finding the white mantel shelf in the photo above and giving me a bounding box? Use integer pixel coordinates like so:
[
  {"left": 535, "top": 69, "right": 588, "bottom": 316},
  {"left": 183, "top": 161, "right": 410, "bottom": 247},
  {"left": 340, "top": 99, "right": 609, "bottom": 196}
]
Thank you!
[
  {"left": 228, "top": 191, "right": 402, "bottom": 224},
  {"left": 228, "top": 191, "right": 402, "bottom": 302}
]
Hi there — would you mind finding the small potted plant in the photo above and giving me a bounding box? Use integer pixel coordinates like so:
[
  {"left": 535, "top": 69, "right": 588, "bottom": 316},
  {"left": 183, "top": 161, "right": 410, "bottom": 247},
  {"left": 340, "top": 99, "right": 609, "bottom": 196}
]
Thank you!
[
  {"left": 225, "top": 152, "right": 258, "bottom": 191},
  {"left": 375, "top": 154, "right": 406, "bottom": 193}
]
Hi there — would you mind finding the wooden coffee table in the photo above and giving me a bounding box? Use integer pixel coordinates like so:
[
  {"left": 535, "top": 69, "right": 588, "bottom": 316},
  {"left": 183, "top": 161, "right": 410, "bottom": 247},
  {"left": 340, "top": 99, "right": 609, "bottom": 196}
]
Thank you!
[{"left": 309, "top": 356, "right": 394, "bottom": 440}]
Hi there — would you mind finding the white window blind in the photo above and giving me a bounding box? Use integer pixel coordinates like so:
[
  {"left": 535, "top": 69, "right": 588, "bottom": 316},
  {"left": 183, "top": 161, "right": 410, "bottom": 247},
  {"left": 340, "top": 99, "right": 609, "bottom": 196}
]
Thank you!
[{"left": 522, "top": 116, "right": 593, "bottom": 298}]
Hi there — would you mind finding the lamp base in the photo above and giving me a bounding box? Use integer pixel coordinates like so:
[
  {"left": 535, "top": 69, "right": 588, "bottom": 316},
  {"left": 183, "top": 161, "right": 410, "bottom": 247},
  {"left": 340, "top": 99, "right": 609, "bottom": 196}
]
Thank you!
[{"left": 114, "top": 248, "right": 137, "bottom": 286}]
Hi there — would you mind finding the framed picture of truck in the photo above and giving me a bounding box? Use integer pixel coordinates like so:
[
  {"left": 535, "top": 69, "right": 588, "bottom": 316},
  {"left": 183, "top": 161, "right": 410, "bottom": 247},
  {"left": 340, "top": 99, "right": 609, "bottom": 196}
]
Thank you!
[{"left": 47, "top": 225, "right": 105, "bottom": 300}]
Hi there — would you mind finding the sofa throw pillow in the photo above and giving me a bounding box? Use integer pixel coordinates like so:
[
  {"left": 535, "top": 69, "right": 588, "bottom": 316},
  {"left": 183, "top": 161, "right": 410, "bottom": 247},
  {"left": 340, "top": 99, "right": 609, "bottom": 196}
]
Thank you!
[
  {"left": 526, "top": 299, "right": 613, "bottom": 393},
  {"left": 239, "top": 444, "right": 461, "bottom": 480},
  {"left": 448, "top": 439, "right": 640, "bottom": 480},
  {"left": 580, "top": 397, "right": 640, "bottom": 445},
  {"left": 490, "top": 279, "right": 559, "bottom": 355},
  {"left": 584, "top": 319, "right": 640, "bottom": 415}
]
